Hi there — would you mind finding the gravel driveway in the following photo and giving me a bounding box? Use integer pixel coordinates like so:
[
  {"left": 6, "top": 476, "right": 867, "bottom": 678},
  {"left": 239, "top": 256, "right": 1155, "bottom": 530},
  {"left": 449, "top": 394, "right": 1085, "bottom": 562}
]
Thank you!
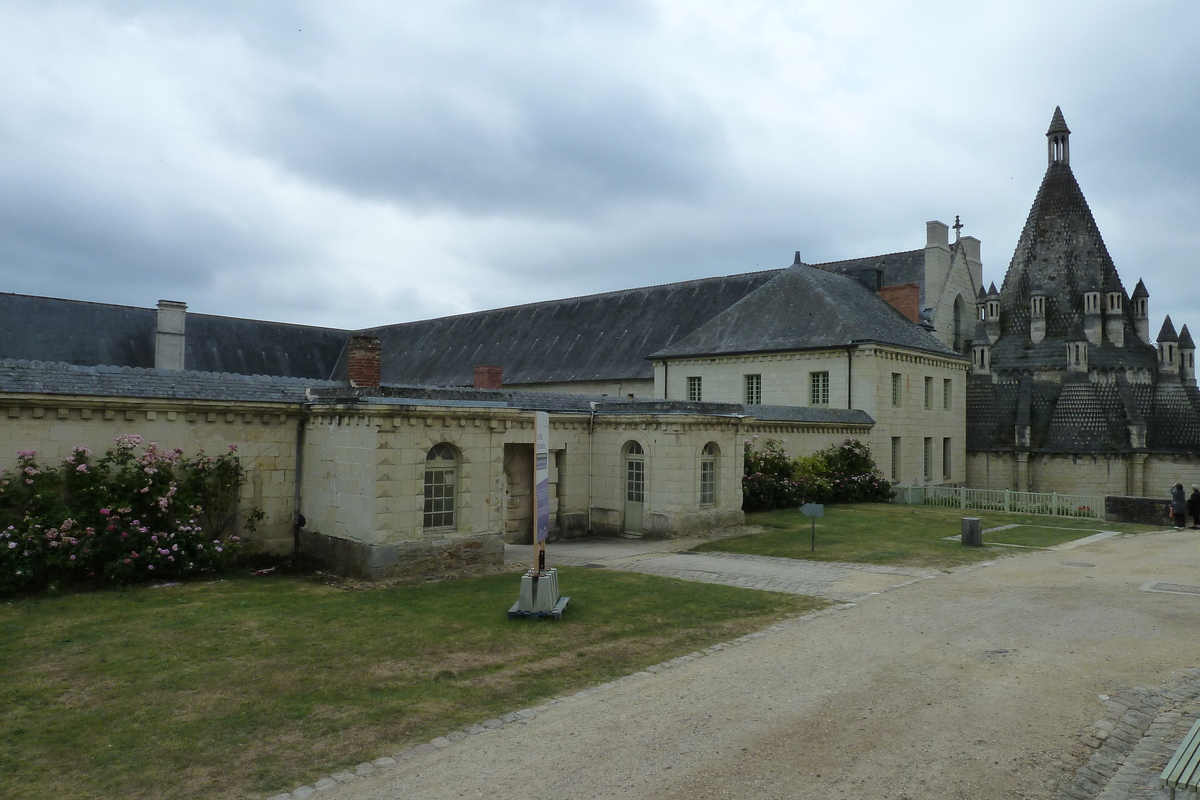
[{"left": 292, "top": 527, "right": 1200, "bottom": 800}]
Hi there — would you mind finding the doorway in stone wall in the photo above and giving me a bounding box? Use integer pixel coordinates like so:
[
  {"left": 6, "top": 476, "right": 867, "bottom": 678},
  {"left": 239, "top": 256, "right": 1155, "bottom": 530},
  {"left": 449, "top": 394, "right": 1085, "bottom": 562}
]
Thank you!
[
  {"left": 623, "top": 441, "right": 645, "bottom": 537},
  {"left": 503, "top": 443, "right": 534, "bottom": 544}
]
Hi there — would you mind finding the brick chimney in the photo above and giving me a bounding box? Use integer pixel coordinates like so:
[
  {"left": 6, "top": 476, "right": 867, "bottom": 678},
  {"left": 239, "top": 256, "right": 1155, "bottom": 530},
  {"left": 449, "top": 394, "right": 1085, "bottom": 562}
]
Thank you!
[
  {"left": 347, "top": 335, "right": 381, "bottom": 387},
  {"left": 474, "top": 365, "right": 503, "bottom": 390},
  {"left": 879, "top": 283, "right": 921, "bottom": 323},
  {"left": 154, "top": 300, "right": 187, "bottom": 371}
]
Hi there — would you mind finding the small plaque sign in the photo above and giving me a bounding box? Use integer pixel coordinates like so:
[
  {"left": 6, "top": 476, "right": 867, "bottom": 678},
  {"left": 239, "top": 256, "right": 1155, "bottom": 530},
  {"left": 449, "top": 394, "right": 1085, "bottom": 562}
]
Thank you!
[{"left": 800, "top": 503, "right": 825, "bottom": 517}]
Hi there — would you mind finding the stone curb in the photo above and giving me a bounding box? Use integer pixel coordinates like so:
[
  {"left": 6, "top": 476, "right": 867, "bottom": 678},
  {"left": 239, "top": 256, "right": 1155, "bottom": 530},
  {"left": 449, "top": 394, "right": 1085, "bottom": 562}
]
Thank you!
[
  {"left": 1053, "top": 668, "right": 1200, "bottom": 800},
  {"left": 264, "top": 567, "right": 943, "bottom": 798}
]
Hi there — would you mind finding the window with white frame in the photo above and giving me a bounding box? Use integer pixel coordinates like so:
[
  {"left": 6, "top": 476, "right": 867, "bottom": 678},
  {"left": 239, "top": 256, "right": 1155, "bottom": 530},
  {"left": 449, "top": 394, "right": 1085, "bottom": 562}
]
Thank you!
[
  {"left": 423, "top": 444, "right": 458, "bottom": 528},
  {"left": 890, "top": 437, "right": 901, "bottom": 482},
  {"left": 744, "top": 374, "right": 761, "bottom": 405},
  {"left": 891, "top": 373, "right": 903, "bottom": 407},
  {"left": 924, "top": 376, "right": 932, "bottom": 409},
  {"left": 810, "top": 371, "right": 829, "bottom": 406},
  {"left": 687, "top": 376, "right": 702, "bottom": 402},
  {"left": 700, "top": 442, "right": 718, "bottom": 505},
  {"left": 943, "top": 378, "right": 952, "bottom": 410},
  {"left": 923, "top": 437, "right": 933, "bottom": 481}
]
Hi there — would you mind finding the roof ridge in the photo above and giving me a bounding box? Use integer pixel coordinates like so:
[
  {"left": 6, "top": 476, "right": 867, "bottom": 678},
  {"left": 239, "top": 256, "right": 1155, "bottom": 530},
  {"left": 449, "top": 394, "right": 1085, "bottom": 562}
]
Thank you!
[
  {"left": 810, "top": 248, "right": 923, "bottom": 269},
  {"left": 358, "top": 267, "right": 785, "bottom": 332}
]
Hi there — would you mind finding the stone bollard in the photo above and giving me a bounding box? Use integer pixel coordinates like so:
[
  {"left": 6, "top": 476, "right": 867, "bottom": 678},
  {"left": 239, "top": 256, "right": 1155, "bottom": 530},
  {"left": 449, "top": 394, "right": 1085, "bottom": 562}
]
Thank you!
[{"left": 961, "top": 517, "right": 983, "bottom": 547}]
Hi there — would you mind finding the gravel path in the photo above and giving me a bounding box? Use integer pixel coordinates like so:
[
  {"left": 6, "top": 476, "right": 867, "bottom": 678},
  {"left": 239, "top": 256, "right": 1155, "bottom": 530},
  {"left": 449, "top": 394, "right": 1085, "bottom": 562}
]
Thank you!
[{"left": 272, "top": 528, "right": 1200, "bottom": 800}]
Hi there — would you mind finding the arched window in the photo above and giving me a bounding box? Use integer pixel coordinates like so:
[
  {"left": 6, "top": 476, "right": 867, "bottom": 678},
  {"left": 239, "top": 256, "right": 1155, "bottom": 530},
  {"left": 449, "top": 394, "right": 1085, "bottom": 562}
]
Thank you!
[
  {"left": 423, "top": 444, "right": 458, "bottom": 528},
  {"left": 700, "top": 443, "right": 719, "bottom": 506}
]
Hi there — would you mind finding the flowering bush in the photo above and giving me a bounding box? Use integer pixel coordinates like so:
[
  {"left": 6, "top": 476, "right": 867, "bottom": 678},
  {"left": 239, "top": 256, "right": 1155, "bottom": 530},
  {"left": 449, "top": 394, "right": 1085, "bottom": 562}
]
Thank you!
[
  {"left": 0, "top": 436, "right": 259, "bottom": 596},
  {"left": 742, "top": 437, "right": 803, "bottom": 511},
  {"left": 743, "top": 437, "right": 893, "bottom": 511}
]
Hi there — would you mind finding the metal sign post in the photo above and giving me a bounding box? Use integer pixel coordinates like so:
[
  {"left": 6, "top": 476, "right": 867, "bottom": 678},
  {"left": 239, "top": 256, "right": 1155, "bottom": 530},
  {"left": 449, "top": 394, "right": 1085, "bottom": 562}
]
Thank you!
[
  {"left": 534, "top": 411, "right": 550, "bottom": 570},
  {"left": 509, "top": 411, "right": 569, "bottom": 620},
  {"left": 800, "top": 503, "right": 824, "bottom": 552}
]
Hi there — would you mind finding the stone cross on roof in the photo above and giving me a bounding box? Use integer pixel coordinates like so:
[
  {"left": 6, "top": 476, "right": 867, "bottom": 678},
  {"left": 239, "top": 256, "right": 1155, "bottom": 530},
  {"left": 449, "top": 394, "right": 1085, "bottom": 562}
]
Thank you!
[{"left": 953, "top": 215, "right": 963, "bottom": 241}]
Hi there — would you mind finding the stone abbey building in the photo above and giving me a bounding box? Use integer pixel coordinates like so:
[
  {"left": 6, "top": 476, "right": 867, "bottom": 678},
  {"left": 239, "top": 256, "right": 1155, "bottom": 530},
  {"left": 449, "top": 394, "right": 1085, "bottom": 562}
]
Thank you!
[
  {"left": 966, "top": 108, "right": 1200, "bottom": 495},
  {"left": 1, "top": 107, "right": 1192, "bottom": 578}
]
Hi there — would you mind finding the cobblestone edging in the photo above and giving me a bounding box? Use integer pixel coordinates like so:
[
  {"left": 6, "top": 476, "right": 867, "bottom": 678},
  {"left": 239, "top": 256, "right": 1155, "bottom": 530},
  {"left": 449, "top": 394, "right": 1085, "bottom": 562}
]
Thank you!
[
  {"left": 263, "top": 563, "right": 980, "bottom": 799},
  {"left": 1054, "top": 668, "right": 1200, "bottom": 800}
]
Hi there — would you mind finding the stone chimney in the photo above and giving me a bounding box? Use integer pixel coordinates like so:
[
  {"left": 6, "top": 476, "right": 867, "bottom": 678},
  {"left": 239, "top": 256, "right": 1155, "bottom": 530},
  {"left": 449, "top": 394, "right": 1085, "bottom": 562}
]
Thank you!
[
  {"left": 1179, "top": 325, "right": 1196, "bottom": 386},
  {"left": 1104, "top": 289, "right": 1125, "bottom": 347},
  {"left": 984, "top": 283, "right": 1001, "bottom": 343},
  {"left": 154, "top": 300, "right": 187, "bottom": 371},
  {"left": 1157, "top": 316, "right": 1179, "bottom": 376},
  {"left": 347, "top": 335, "right": 381, "bottom": 387},
  {"left": 474, "top": 365, "right": 503, "bottom": 390},
  {"left": 1131, "top": 279, "right": 1150, "bottom": 344},
  {"left": 1029, "top": 290, "right": 1047, "bottom": 345}
]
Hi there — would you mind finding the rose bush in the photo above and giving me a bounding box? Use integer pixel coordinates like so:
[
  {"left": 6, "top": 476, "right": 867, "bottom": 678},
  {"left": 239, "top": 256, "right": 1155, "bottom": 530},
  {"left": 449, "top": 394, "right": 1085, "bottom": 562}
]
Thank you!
[{"left": 0, "top": 435, "right": 259, "bottom": 596}]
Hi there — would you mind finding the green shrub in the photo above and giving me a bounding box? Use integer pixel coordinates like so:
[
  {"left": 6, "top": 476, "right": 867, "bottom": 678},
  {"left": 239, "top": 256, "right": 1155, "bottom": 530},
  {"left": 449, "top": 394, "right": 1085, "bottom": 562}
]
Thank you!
[
  {"left": 743, "top": 436, "right": 892, "bottom": 511},
  {"left": 0, "top": 435, "right": 256, "bottom": 596}
]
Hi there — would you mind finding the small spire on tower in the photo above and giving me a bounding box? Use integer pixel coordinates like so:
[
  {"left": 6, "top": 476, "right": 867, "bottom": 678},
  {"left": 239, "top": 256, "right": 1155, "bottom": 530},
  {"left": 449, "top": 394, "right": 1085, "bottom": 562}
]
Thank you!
[
  {"left": 953, "top": 215, "right": 963, "bottom": 241},
  {"left": 1047, "top": 106, "right": 1071, "bottom": 166}
]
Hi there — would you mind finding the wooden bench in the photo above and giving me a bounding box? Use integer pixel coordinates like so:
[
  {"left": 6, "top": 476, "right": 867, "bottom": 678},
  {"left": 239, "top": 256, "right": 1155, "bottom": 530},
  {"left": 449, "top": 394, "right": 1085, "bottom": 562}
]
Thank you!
[{"left": 1161, "top": 719, "right": 1200, "bottom": 799}]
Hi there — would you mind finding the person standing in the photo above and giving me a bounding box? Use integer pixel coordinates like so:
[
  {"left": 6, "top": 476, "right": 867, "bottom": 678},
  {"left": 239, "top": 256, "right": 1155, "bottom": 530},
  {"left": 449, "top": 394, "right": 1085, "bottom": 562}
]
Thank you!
[
  {"left": 1171, "top": 483, "right": 1187, "bottom": 529},
  {"left": 1188, "top": 485, "right": 1200, "bottom": 530}
]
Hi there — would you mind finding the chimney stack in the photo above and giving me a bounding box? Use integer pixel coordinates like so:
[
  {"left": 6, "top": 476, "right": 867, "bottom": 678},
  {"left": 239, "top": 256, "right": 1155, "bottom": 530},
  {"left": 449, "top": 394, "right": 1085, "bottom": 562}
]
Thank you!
[
  {"left": 474, "top": 365, "right": 503, "bottom": 390},
  {"left": 347, "top": 335, "right": 381, "bottom": 387},
  {"left": 154, "top": 300, "right": 187, "bottom": 371}
]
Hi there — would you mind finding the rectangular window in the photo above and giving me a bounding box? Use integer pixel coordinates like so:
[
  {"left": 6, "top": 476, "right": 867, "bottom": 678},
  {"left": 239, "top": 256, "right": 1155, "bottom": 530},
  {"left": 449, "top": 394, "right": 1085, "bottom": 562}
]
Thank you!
[
  {"left": 890, "top": 437, "right": 901, "bottom": 482},
  {"left": 687, "top": 376, "right": 702, "bottom": 402},
  {"left": 923, "top": 437, "right": 933, "bottom": 481},
  {"left": 745, "top": 374, "right": 761, "bottom": 405},
  {"left": 700, "top": 460, "right": 715, "bottom": 505},
  {"left": 942, "top": 437, "right": 952, "bottom": 479},
  {"left": 943, "top": 378, "right": 952, "bottom": 410},
  {"left": 924, "top": 376, "right": 932, "bottom": 410},
  {"left": 891, "top": 373, "right": 903, "bottom": 407},
  {"left": 423, "top": 467, "right": 456, "bottom": 528},
  {"left": 810, "top": 371, "right": 830, "bottom": 406}
]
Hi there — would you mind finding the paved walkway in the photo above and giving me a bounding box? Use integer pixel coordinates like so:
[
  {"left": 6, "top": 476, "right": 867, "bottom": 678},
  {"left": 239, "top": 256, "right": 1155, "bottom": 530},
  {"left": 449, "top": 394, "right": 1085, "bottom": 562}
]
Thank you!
[
  {"left": 505, "top": 535, "right": 940, "bottom": 602},
  {"left": 269, "top": 527, "right": 1200, "bottom": 800}
]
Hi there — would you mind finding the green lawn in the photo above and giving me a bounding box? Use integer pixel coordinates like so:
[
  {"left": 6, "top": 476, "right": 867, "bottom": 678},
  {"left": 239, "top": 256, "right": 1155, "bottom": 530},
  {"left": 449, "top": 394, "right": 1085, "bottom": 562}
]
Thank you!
[
  {"left": 0, "top": 567, "right": 825, "bottom": 800},
  {"left": 693, "top": 503, "right": 1166, "bottom": 569}
]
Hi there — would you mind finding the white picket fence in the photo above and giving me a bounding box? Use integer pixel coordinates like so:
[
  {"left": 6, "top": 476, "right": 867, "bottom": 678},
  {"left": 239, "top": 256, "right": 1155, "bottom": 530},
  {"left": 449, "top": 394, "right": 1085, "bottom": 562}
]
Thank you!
[{"left": 893, "top": 485, "right": 1105, "bottom": 519}]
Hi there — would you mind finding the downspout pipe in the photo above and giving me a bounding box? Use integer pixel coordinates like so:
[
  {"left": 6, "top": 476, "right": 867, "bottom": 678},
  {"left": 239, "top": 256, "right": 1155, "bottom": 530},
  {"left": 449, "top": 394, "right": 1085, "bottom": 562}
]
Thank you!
[
  {"left": 292, "top": 405, "right": 311, "bottom": 557},
  {"left": 587, "top": 401, "right": 597, "bottom": 535},
  {"left": 845, "top": 344, "right": 855, "bottom": 409}
]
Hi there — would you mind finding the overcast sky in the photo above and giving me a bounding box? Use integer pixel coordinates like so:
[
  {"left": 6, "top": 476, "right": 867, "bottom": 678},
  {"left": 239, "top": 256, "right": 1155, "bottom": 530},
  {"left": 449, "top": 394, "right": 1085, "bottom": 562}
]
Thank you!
[{"left": 2, "top": 0, "right": 1198, "bottom": 334}]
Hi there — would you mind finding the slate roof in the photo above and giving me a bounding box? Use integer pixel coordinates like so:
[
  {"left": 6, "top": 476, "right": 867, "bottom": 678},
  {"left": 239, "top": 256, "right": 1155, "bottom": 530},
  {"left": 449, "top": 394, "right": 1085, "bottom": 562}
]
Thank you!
[
  {"left": 650, "top": 264, "right": 962, "bottom": 359},
  {"left": 970, "top": 108, "right": 1200, "bottom": 455},
  {"left": 0, "top": 359, "right": 336, "bottom": 403},
  {"left": 360, "top": 271, "right": 782, "bottom": 386},
  {"left": 0, "top": 292, "right": 350, "bottom": 380},
  {"left": 811, "top": 249, "right": 925, "bottom": 299},
  {"left": 306, "top": 385, "right": 871, "bottom": 425}
]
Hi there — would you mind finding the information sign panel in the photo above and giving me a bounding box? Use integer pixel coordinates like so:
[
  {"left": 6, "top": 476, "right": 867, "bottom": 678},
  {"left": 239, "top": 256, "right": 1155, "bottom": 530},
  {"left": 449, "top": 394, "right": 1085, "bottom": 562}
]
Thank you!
[{"left": 535, "top": 412, "right": 550, "bottom": 544}]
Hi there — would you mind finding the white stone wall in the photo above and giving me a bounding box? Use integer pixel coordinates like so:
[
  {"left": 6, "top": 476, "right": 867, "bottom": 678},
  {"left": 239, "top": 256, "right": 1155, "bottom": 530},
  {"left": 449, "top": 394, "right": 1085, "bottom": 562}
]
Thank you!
[
  {"left": 0, "top": 397, "right": 301, "bottom": 554},
  {"left": 966, "top": 451, "right": 1200, "bottom": 498},
  {"left": 655, "top": 345, "right": 968, "bottom": 487}
]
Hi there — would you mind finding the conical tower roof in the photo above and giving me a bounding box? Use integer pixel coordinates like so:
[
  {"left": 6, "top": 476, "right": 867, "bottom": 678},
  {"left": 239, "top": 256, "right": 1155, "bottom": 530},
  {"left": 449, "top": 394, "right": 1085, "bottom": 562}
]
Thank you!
[{"left": 998, "top": 108, "right": 1125, "bottom": 340}]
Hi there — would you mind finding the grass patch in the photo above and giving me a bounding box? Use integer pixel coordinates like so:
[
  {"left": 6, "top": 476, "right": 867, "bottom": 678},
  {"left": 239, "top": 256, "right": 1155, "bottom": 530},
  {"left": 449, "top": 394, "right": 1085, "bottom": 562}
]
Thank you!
[
  {"left": 0, "top": 567, "right": 824, "bottom": 800},
  {"left": 693, "top": 504, "right": 1164, "bottom": 569},
  {"left": 986, "top": 525, "right": 1102, "bottom": 548}
]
